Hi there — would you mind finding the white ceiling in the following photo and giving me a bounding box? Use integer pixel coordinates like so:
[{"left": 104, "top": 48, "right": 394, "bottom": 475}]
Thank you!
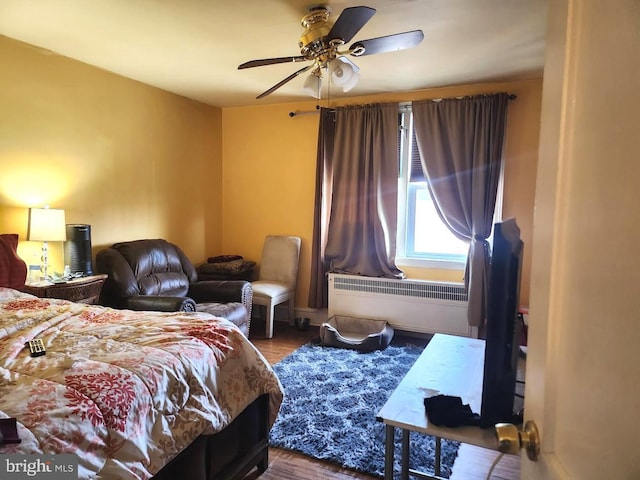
[{"left": 0, "top": 0, "right": 548, "bottom": 108}]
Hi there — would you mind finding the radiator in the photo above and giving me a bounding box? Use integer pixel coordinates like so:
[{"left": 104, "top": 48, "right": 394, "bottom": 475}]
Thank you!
[{"left": 328, "top": 273, "right": 474, "bottom": 337}]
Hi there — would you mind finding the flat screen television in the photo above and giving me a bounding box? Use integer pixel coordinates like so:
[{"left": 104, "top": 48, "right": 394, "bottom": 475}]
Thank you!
[{"left": 480, "top": 218, "right": 523, "bottom": 428}]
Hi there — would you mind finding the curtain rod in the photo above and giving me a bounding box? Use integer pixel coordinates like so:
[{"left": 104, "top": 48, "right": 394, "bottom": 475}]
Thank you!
[
  {"left": 288, "top": 93, "right": 517, "bottom": 117},
  {"left": 288, "top": 106, "right": 320, "bottom": 117}
]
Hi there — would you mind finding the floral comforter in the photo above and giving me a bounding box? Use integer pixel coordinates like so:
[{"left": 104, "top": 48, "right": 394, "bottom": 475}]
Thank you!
[{"left": 0, "top": 288, "right": 283, "bottom": 479}]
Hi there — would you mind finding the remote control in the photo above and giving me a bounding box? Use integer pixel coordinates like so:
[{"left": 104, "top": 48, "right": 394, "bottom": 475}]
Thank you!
[{"left": 26, "top": 339, "right": 46, "bottom": 357}]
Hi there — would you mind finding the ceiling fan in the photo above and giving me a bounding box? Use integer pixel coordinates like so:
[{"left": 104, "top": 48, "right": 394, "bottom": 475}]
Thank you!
[{"left": 238, "top": 5, "right": 424, "bottom": 99}]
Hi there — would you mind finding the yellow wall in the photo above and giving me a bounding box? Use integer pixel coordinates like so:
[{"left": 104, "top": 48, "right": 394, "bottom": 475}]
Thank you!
[
  {"left": 222, "top": 78, "right": 542, "bottom": 309},
  {"left": 0, "top": 35, "right": 222, "bottom": 269},
  {"left": 0, "top": 34, "right": 541, "bottom": 311}
]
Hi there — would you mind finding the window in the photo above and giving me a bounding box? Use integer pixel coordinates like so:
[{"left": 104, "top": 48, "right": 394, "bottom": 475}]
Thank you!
[{"left": 396, "top": 108, "right": 471, "bottom": 270}]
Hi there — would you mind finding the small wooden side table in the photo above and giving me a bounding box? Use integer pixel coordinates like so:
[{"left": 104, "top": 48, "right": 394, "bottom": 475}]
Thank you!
[{"left": 22, "top": 274, "right": 108, "bottom": 305}]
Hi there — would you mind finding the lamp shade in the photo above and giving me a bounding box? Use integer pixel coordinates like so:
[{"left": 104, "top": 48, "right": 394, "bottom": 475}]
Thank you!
[
  {"left": 330, "top": 57, "right": 360, "bottom": 92},
  {"left": 28, "top": 208, "right": 67, "bottom": 242},
  {"left": 302, "top": 73, "right": 322, "bottom": 99},
  {"left": 341, "top": 69, "right": 360, "bottom": 93}
]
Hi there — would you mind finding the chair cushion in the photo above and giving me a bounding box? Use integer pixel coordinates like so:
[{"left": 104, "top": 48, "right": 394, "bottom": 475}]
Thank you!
[
  {"left": 107, "top": 239, "right": 197, "bottom": 296},
  {"left": 258, "top": 236, "right": 300, "bottom": 286},
  {"left": 251, "top": 281, "right": 291, "bottom": 299},
  {"left": 319, "top": 315, "right": 394, "bottom": 352}
]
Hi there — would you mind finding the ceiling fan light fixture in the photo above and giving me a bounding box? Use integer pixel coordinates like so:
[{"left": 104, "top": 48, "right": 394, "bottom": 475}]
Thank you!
[
  {"left": 342, "top": 70, "right": 360, "bottom": 92},
  {"left": 330, "top": 57, "right": 360, "bottom": 92},
  {"left": 303, "top": 72, "right": 322, "bottom": 99},
  {"left": 238, "top": 5, "right": 424, "bottom": 100}
]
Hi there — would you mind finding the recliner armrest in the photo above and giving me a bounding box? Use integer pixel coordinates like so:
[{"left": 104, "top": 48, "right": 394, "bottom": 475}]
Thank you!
[
  {"left": 188, "top": 280, "right": 253, "bottom": 317},
  {"left": 125, "top": 295, "right": 196, "bottom": 312},
  {"left": 187, "top": 280, "right": 249, "bottom": 303}
]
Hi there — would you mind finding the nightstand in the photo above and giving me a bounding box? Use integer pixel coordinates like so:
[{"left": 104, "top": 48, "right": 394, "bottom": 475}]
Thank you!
[{"left": 22, "top": 274, "right": 108, "bottom": 305}]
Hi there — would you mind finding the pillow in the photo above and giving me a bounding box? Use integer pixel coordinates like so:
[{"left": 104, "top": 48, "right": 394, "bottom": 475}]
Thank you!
[{"left": 0, "top": 234, "right": 28, "bottom": 289}]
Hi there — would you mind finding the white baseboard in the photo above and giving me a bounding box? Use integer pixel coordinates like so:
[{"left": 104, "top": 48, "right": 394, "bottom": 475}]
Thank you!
[
  {"left": 252, "top": 305, "right": 329, "bottom": 326},
  {"left": 292, "top": 307, "right": 328, "bottom": 326}
]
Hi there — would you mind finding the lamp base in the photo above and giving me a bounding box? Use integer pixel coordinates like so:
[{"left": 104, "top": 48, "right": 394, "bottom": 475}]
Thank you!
[{"left": 40, "top": 240, "right": 49, "bottom": 280}]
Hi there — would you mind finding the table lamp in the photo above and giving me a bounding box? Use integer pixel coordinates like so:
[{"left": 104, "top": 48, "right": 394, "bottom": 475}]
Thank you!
[{"left": 27, "top": 206, "right": 66, "bottom": 280}]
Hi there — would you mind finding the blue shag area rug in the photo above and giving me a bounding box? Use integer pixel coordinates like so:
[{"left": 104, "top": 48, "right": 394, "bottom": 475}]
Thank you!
[{"left": 269, "top": 340, "right": 460, "bottom": 478}]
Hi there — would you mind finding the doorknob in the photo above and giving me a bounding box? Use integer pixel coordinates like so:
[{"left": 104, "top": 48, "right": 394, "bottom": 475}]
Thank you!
[{"left": 494, "top": 420, "right": 540, "bottom": 461}]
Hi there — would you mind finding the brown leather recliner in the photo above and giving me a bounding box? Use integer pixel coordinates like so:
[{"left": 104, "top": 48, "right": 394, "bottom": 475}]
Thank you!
[{"left": 96, "top": 239, "right": 252, "bottom": 336}]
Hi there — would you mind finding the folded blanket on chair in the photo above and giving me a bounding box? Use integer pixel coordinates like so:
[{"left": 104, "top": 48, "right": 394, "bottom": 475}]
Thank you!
[
  {"left": 207, "top": 254, "right": 244, "bottom": 263},
  {"left": 199, "top": 259, "right": 256, "bottom": 275}
]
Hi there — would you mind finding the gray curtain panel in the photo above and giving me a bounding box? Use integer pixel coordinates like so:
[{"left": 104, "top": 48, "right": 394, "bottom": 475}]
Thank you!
[
  {"left": 324, "top": 103, "right": 404, "bottom": 279},
  {"left": 308, "top": 108, "right": 335, "bottom": 308},
  {"left": 412, "top": 93, "right": 509, "bottom": 328}
]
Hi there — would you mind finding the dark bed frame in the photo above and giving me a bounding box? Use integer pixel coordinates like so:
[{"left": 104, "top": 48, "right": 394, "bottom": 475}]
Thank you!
[{"left": 152, "top": 394, "right": 270, "bottom": 480}]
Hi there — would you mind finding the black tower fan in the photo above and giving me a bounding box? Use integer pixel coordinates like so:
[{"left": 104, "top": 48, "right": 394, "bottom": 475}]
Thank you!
[{"left": 64, "top": 224, "right": 94, "bottom": 276}]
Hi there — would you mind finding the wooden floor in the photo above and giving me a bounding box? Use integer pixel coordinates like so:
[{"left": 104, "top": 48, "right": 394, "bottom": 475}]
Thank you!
[{"left": 245, "top": 321, "right": 520, "bottom": 480}]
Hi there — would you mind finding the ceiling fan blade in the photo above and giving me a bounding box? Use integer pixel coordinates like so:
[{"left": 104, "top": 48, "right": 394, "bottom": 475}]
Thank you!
[
  {"left": 327, "top": 6, "right": 376, "bottom": 43},
  {"left": 349, "top": 30, "right": 424, "bottom": 57},
  {"left": 238, "top": 56, "right": 307, "bottom": 69},
  {"left": 256, "top": 64, "right": 314, "bottom": 99}
]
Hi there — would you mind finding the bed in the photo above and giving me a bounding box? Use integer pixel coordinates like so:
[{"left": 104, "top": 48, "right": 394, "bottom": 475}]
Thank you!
[{"left": 0, "top": 234, "right": 283, "bottom": 480}]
